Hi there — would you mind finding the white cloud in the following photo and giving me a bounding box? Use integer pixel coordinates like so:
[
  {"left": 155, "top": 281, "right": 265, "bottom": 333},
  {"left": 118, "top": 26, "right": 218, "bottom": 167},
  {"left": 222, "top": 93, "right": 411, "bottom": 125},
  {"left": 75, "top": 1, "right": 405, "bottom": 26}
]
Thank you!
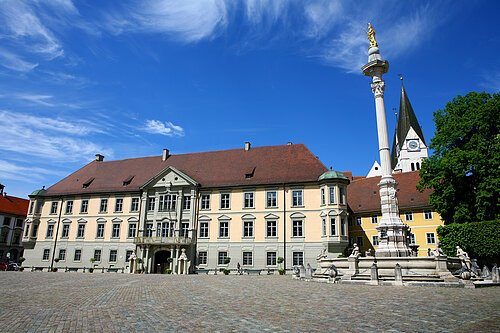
[
  {"left": 121, "top": 0, "right": 229, "bottom": 43},
  {"left": 303, "top": 0, "right": 343, "bottom": 38},
  {"left": 0, "top": 110, "right": 112, "bottom": 163},
  {"left": 0, "top": 160, "right": 60, "bottom": 183},
  {"left": 143, "top": 120, "right": 185, "bottom": 137},
  {"left": 0, "top": 48, "right": 39, "bottom": 72},
  {"left": 0, "top": 0, "right": 64, "bottom": 60}
]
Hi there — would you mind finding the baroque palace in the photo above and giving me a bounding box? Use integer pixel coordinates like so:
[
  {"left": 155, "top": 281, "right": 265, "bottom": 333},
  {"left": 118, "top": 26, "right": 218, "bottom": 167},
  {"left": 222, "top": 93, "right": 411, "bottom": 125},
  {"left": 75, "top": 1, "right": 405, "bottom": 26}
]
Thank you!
[{"left": 22, "top": 84, "right": 442, "bottom": 273}]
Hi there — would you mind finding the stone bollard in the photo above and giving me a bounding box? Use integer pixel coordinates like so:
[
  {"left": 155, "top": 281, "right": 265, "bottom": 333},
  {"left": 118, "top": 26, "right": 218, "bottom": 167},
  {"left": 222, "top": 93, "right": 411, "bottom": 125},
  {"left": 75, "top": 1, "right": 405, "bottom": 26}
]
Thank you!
[
  {"left": 370, "top": 262, "right": 379, "bottom": 285},
  {"left": 394, "top": 263, "right": 403, "bottom": 286}
]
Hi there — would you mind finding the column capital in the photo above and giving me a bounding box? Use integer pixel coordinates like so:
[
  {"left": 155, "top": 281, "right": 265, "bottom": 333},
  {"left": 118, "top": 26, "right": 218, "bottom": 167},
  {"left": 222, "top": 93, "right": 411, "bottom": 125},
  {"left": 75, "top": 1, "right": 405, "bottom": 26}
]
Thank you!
[{"left": 371, "top": 81, "right": 385, "bottom": 98}]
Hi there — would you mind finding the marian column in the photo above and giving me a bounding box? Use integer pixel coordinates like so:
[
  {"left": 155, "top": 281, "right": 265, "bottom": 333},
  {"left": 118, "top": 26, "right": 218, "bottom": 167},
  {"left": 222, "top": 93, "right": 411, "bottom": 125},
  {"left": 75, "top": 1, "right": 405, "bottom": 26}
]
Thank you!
[{"left": 361, "top": 24, "right": 410, "bottom": 257}]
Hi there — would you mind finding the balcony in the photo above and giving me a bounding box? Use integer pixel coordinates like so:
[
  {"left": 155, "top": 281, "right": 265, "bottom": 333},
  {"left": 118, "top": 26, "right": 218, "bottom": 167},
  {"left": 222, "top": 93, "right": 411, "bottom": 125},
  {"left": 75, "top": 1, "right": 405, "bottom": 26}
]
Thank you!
[
  {"left": 22, "top": 237, "right": 37, "bottom": 249},
  {"left": 134, "top": 236, "right": 193, "bottom": 246}
]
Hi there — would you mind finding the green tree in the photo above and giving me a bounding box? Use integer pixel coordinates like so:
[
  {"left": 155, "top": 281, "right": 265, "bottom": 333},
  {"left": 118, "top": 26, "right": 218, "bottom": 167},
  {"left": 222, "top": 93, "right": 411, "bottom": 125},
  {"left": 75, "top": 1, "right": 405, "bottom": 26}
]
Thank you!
[{"left": 418, "top": 92, "right": 500, "bottom": 224}]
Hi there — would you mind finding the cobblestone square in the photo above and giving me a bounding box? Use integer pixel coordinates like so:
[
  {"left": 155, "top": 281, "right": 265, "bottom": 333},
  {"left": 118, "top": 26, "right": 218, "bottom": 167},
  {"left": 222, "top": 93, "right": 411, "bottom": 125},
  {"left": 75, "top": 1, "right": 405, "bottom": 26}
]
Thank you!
[{"left": 0, "top": 272, "right": 499, "bottom": 332}]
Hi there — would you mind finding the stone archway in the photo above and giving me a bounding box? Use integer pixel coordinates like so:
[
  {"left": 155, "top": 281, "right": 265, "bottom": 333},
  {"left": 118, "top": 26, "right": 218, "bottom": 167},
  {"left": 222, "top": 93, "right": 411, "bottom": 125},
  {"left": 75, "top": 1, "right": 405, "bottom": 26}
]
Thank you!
[{"left": 154, "top": 250, "right": 171, "bottom": 274}]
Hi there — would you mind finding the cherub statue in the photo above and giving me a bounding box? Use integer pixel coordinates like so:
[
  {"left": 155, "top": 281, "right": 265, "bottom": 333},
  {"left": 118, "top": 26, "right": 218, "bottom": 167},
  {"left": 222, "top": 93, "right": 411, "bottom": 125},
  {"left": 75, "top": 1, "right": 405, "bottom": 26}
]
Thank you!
[
  {"left": 350, "top": 243, "right": 360, "bottom": 258},
  {"left": 367, "top": 23, "right": 378, "bottom": 48},
  {"left": 316, "top": 248, "right": 328, "bottom": 260},
  {"left": 432, "top": 243, "right": 445, "bottom": 257}
]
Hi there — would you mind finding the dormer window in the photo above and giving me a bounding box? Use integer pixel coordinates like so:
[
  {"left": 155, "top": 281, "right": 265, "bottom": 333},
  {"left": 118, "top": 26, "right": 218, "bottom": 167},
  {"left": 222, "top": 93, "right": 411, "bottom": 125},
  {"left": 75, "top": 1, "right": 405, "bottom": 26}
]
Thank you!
[
  {"left": 245, "top": 167, "right": 255, "bottom": 179},
  {"left": 82, "top": 177, "right": 95, "bottom": 188},
  {"left": 123, "top": 175, "right": 135, "bottom": 186}
]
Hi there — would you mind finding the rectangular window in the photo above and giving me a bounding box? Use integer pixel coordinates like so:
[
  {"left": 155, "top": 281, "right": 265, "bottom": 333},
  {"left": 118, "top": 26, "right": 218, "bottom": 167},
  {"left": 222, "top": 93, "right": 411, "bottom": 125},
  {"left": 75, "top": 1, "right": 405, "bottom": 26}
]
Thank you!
[
  {"left": 2, "top": 217, "right": 11, "bottom": 226},
  {"left": 322, "top": 218, "right": 326, "bottom": 236},
  {"left": 218, "top": 251, "right": 228, "bottom": 265},
  {"left": 50, "top": 202, "right": 58, "bottom": 214},
  {"left": 100, "top": 199, "right": 108, "bottom": 213},
  {"left": 266, "top": 220, "right": 277, "bottom": 237},
  {"left": 201, "top": 194, "right": 210, "bottom": 210},
  {"left": 74, "top": 249, "right": 82, "bottom": 261},
  {"left": 267, "top": 252, "right": 277, "bottom": 266},
  {"left": 125, "top": 250, "right": 133, "bottom": 262},
  {"left": 424, "top": 210, "right": 433, "bottom": 220},
  {"left": 220, "top": 193, "right": 230, "bottom": 209},
  {"left": 159, "top": 194, "right": 177, "bottom": 211},
  {"left": 341, "top": 217, "right": 346, "bottom": 236},
  {"left": 182, "top": 196, "right": 191, "bottom": 210},
  {"left": 65, "top": 201, "right": 73, "bottom": 214},
  {"left": 292, "top": 190, "right": 303, "bottom": 207},
  {"left": 426, "top": 232, "right": 436, "bottom": 244},
  {"left": 31, "top": 223, "right": 39, "bottom": 237},
  {"left": 58, "top": 249, "right": 66, "bottom": 261},
  {"left": 266, "top": 191, "right": 277, "bottom": 208},
  {"left": 199, "top": 222, "right": 209, "bottom": 238},
  {"left": 339, "top": 187, "right": 346, "bottom": 204},
  {"left": 372, "top": 235, "right": 379, "bottom": 246},
  {"left": 96, "top": 224, "right": 104, "bottom": 238},
  {"left": 42, "top": 249, "right": 50, "bottom": 261},
  {"left": 198, "top": 251, "right": 208, "bottom": 265},
  {"left": 80, "top": 199, "right": 89, "bottom": 213},
  {"left": 293, "top": 252, "right": 304, "bottom": 266},
  {"left": 115, "top": 198, "right": 123, "bottom": 212},
  {"left": 292, "top": 220, "right": 303, "bottom": 237},
  {"left": 330, "top": 218, "right": 336, "bottom": 236},
  {"left": 243, "top": 221, "right": 254, "bottom": 237},
  {"left": 128, "top": 223, "right": 137, "bottom": 238},
  {"left": 405, "top": 212, "right": 413, "bottom": 221},
  {"left": 371, "top": 215, "right": 378, "bottom": 224},
  {"left": 109, "top": 250, "right": 117, "bottom": 262},
  {"left": 148, "top": 197, "right": 156, "bottom": 211},
  {"left": 219, "top": 221, "right": 229, "bottom": 238},
  {"left": 409, "top": 233, "right": 416, "bottom": 244},
  {"left": 145, "top": 223, "right": 153, "bottom": 237},
  {"left": 356, "top": 236, "right": 364, "bottom": 247},
  {"left": 15, "top": 218, "right": 22, "bottom": 228},
  {"left": 320, "top": 188, "right": 325, "bottom": 205},
  {"left": 77, "top": 224, "right": 85, "bottom": 238},
  {"left": 24, "top": 224, "right": 30, "bottom": 237},
  {"left": 61, "top": 224, "right": 70, "bottom": 238},
  {"left": 244, "top": 192, "right": 254, "bottom": 208},
  {"left": 35, "top": 202, "right": 43, "bottom": 214},
  {"left": 356, "top": 217, "right": 362, "bottom": 225},
  {"left": 112, "top": 223, "right": 120, "bottom": 238},
  {"left": 46, "top": 224, "right": 54, "bottom": 238},
  {"left": 130, "top": 198, "right": 139, "bottom": 212},
  {"left": 242, "top": 252, "right": 253, "bottom": 266},
  {"left": 329, "top": 187, "right": 336, "bottom": 204},
  {"left": 181, "top": 222, "right": 189, "bottom": 237},
  {"left": 94, "top": 249, "right": 102, "bottom": 262},
  {"left": 29, "top": 201, "right": 34, "bottom": 214}
]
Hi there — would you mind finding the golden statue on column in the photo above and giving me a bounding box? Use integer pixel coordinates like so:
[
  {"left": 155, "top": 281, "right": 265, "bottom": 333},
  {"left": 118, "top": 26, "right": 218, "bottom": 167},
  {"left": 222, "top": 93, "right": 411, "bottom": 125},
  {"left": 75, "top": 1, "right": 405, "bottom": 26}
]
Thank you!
[{"left": 367, "top": 23, "right": 378, "bottom": 48}]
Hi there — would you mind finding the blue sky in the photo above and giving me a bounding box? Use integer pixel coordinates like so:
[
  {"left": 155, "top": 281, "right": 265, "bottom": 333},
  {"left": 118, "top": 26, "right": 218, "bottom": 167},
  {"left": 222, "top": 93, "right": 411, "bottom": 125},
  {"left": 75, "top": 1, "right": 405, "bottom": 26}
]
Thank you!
[{"left": 0, "top": 0, "right": 499, "bottom": 198}]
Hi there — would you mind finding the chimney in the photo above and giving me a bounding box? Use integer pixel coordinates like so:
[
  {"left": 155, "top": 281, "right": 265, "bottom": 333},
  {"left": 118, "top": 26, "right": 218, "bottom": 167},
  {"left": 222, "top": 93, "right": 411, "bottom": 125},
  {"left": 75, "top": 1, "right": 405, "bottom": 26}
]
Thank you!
[
  {"left": 0, "top": 184, "right": 4, "bottom": 195},
  {"left": 162, "top": 148, "right": 170, "bottom": 161},
  {"left": 95, "top": 154, "right": 104, "bottom": 162},
  {"left": 244, "top": 142, "right": 251, "bottom": 151},
  {"left": 287, "top": 142, "right": 292, "bottom": 146}
]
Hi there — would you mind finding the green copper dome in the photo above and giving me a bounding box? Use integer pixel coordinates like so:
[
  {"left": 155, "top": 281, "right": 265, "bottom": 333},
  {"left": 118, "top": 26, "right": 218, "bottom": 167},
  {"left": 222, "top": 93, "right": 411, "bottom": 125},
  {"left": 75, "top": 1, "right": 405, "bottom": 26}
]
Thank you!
[
  {"left": 318, "top": 170, "right": 348, "bottom": 181},
  {"left": 30, "top": 188, "right": 47, "bottom": 196}
]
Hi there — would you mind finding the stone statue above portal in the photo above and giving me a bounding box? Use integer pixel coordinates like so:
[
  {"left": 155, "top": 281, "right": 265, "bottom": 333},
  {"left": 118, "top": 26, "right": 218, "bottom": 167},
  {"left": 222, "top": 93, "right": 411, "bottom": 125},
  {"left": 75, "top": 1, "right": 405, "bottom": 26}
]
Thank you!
[{"left": 367, "top": 23, "right": 378, "bottom": 48}]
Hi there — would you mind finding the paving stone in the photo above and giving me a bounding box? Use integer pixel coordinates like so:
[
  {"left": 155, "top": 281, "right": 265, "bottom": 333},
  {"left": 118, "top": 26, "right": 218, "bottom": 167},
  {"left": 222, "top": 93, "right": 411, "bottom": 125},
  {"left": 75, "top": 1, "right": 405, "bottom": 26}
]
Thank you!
[{"left": 0, "top": 272, "right": 498, "bottom": 332}]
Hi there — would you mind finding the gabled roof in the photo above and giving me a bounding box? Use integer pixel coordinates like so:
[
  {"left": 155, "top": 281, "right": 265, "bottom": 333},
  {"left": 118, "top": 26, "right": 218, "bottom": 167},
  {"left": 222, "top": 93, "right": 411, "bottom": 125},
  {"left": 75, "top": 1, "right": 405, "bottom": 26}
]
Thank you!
[
  {"left": 43, "top": 144, "right": 328, "bottom": 196},
  {"left": 391, "top": 84, "right": 427, "bottom": 169},
  {"left": 0, "top": 194, "right": 29, "bottom": 217},
  {"left": 347, "top": 171, "right": 432, "bottom": 214}
]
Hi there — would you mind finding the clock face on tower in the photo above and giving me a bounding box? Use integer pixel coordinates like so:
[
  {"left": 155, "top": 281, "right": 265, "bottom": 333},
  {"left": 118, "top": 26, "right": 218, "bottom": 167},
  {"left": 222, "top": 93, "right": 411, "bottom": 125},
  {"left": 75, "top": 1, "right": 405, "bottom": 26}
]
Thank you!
[{"left": 407, "top": 139, "right": 419, "bottom": 151}]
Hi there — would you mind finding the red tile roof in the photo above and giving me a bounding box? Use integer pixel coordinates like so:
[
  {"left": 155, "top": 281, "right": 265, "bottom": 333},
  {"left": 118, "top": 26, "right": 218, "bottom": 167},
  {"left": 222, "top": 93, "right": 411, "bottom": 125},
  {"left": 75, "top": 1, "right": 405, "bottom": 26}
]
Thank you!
[
  {"left": 0, "top": 194, "right": 29, "bottom": 217},
  {"left": 347, "top": 171, "right": 432, "bottom": 214},
  {"left": 43, "top": 144, "right": 328, "bottom": 196}
]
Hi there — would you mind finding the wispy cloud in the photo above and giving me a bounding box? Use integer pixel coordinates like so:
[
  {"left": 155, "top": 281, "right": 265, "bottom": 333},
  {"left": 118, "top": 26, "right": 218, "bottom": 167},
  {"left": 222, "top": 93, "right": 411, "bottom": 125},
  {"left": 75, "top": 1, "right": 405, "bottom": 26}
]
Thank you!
[
  {"left": 480, "top": 70, "right": 500, "bottom": 92},
  {"left": 0, "top": 160, "right": 61, "bottom": 183},
  {"left": 0, "top": 110, "right": 112, "bottom": 163},
  {"left": 0, "top": 48, "right": 39, "bottom": 72},
  {"left": 143, "top": 120, "right": 185, "bottom": 137}
]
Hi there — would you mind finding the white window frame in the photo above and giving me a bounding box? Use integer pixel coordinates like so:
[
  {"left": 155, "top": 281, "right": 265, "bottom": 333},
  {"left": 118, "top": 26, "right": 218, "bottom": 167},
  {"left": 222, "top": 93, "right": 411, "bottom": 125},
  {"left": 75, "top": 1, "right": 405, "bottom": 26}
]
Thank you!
[
  {"left": 329, "top": 186, "right": 336, "bottom": 204},
  {"left": 267, "top": 252, "right": 277, "bottom": 266},
  {"left": 220, "top": 193, "right": 230, "bottom": 210},
  {"left": 424, "top": 210, "right": 433, "bottom": 220},
  {"left": 371, "top": 215, "right": 378, "bottom": 224},
  {"left": 242, "top": 251, "right": 253, "bottom": 266},
  {"left": 405, "top": 211, "right": 413, "bottom": 221},
  {"left": 266, "top": 191, "right": 277, "bottom": 208},
  {"left": 243, "top": 220, "right": 254, "bottom": 238},
  {"left": 130, "top": 198, "right": 139, "bottom": 212},
  {"left": 244, "top": 192, "right": 254, "bottom": 209},
  {"left": 426, "top": 232, "right": 436, "bottom": 244},
  {"left": 291, "top": 190, "right": 303, "bottom": 207},
  {"left": 292, "top": 219, "right": 304, "bottom": 237},
  {"left": 219, "top": 221, "right": 229, "bottom": 238},
  {"left": 199, "top": 222, "right": 209, "bottom": 238},
  {"left": 372, "top": 235, "right": 379, "bottom": 246},
  {"left": 198, "top": 251, "right": 208, "bottom": 265},
  {"left": 201, "top": 194, "right": 210, "bottom": 210},
  {"left": 65, "top": 201, "right": 73, "bottom": 214},
  {"left": 42, "top": 249, "right": 50, "bottom": 261}
]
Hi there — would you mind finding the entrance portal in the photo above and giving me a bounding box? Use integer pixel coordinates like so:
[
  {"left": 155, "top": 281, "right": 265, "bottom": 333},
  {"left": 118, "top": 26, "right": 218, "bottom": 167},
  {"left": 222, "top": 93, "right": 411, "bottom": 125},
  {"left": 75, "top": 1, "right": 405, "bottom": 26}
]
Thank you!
[{"left": 154, "top": 250, "right": 171, "bottom": 274}]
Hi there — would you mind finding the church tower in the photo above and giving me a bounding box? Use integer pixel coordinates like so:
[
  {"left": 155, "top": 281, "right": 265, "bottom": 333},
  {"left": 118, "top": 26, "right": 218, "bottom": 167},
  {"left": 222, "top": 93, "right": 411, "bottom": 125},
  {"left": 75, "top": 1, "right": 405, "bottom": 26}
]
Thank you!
[{"left": 391, "top": 80, "right": 428, "bottom": 173}]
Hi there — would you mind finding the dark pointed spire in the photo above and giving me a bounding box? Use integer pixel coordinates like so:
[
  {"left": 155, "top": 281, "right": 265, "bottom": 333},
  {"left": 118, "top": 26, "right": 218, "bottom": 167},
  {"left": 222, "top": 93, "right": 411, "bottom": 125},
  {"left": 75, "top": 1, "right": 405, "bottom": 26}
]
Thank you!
[{"left": 391, "top": 79, "right": 426, "bottom": 169}]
